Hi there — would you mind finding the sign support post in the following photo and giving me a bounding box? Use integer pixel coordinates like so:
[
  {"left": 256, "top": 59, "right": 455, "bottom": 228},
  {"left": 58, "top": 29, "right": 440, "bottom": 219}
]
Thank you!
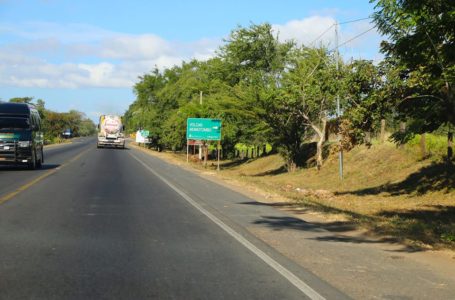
[
  {"left": 186, "top": 118, "right": 222, "bottom": 170},
  {"left": 217, "top": 140, "right": 221, "bottom": 171}
]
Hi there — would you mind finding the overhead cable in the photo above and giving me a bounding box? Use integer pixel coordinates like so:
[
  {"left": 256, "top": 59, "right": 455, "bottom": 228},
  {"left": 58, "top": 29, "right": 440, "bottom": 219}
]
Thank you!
[
  {"left": 309, "top": 24, "right": 334, "bottom": 46},
  {"left": 309, "top": 16, "right": 372, "bottom": 46},
  {"left": 339, "top": 16, "right": 372, "bottom": 25},
  {"left": 329, "top": 26, "right": 377, "bottom": 52}
]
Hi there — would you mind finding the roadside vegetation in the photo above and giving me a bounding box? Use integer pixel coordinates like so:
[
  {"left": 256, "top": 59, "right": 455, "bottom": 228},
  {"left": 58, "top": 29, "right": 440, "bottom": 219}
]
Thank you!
[
  {"left": 136, "top": 137, "right": 455, "bottom": 249},
  {"left": 126, "top": 0, "right": 454, "bottom": 249},
  {"left": 5, "top": 97, "right": 97, "bottom": 144}
]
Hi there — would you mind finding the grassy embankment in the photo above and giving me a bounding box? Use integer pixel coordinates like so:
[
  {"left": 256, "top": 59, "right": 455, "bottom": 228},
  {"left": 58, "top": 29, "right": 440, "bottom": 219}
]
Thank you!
[{"left": 142, "top": 134, "right": 455, "bottom": 250}]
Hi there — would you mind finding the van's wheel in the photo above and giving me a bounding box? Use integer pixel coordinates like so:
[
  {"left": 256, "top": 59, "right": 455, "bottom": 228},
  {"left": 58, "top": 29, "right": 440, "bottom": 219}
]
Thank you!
[{"left": 28, "top": 149, "right": 37, "bottom": 170}]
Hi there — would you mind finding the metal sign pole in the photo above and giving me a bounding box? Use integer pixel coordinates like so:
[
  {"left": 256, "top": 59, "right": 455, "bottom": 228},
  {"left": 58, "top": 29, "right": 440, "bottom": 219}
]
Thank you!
[
  {"left": 186, "top": 140, "right": 189, "bottom": 163},
  {"left": 204, "top": 141, "right": 208, "bottom": 168},
  {"left": 217, "top": 140, "right": 220, "bottom": 171}
]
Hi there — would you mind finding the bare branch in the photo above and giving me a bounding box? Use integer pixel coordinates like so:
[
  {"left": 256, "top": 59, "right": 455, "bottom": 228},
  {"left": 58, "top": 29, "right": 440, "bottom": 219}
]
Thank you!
[{"left": 402, "top": 94, "right": 446, "bottom": 103}]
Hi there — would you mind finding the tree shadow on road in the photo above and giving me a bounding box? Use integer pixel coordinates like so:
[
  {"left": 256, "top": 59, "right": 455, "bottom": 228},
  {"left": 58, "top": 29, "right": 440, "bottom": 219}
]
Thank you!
[
  {"left": 374, "top": 205, "right": 455, "bottom": 248},
  {"left": 253, "top": 215, "right": 358, "bottom": 233},
  {"left": 251, "top": 214, "right": 425, "bottom": 252},
  {"left": 240, "top": 201, "right": 451, "bottom": 252}
]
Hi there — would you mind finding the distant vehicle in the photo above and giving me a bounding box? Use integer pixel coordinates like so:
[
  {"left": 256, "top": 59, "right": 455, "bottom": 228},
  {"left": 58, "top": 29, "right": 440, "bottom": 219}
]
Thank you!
[
  {"left": 0, "top": 102, "right": 44, "bottom": 169},
  {"left": 97, "top": 115, "right": 125, "bottom": 149},
  {"left": 62, "top": 128, "right": 72, "bottom": 139}
]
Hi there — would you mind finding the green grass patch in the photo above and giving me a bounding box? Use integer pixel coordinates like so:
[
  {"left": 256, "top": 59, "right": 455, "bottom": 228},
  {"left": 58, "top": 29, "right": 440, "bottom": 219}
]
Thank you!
[
  {"left": 235, "top": 143, "right": 272, "bottom": 152},
  {"left": 407, "top": 133, "right": 447, "bottom": 157}
]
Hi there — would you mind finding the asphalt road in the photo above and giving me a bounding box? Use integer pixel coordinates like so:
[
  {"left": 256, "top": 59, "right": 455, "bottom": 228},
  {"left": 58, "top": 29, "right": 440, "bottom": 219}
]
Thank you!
[{"left": 0, "top": 138, "right": 347, "bottom": 300}]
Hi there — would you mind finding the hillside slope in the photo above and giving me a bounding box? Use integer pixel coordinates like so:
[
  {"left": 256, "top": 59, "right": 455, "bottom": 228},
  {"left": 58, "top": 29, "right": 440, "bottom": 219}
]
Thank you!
[{"left": 221, "top": 142, "right": 455, "bottom": 248}]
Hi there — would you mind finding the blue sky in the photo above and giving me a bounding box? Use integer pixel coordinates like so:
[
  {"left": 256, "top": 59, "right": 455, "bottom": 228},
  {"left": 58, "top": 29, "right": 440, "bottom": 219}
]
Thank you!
[{"left": 0, "top": 0, "right": 383, "bottom": 122}]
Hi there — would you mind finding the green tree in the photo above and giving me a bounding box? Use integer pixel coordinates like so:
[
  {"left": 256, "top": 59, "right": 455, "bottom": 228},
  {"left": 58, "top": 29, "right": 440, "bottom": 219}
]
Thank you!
[
  {"left": 282, "top": 47, "right": 339, "bottom": 170},
  {"left": 78, "top": 118, "right": 97, "bottom": 136},
  {"left": 220, "top": 23, "right": 292, "bottom": 84},
  {"left": 9, "top": 97, "right": 34, "bottom": 104},
  {"left": 35, "top": 99, "right": 46, "bottom": 118},
  {"left": 343, "top": 59, "right": 384, "bottom": 146},
  {"left": 220, "top": 23, "right": 295, "bottom": 160},
  {"left": 372, "top": 0, "right": 455, "bottom": 159}
]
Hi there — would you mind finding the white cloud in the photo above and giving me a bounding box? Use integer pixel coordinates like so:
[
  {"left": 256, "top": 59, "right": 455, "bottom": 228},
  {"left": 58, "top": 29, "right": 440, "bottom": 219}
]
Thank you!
[
  {"left": 0, "top": 21, "right": 221, "bottom": 89},
  {"left": 272, "top": 16, "right": 382, "bottom": 59},
  {"left": 0, "top": 52, "right": 134, "bottom": 88},
  {"left": 99, "top": 34, "right": 173, "bottom": 60},
  {"left": 0, "top": 22, "right": 117, "bottom": 43},
  {"left": 0, "top": 18, "right": 381, "bottom": 90},
  {"left": 273, "top": 16, "right": 336, "bottom": 47}
]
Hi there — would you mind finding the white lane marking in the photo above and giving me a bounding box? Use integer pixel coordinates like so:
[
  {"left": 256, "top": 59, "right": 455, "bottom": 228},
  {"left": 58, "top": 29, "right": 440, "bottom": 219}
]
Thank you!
[{"left": 129, "top": 152, "right": 326, "bottom": 300}]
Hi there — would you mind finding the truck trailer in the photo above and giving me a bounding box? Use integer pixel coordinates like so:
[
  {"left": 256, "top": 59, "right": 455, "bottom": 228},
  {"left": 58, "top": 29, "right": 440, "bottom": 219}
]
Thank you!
[{"left": 97, "top": 115, "right": 125, "bottom": 149}]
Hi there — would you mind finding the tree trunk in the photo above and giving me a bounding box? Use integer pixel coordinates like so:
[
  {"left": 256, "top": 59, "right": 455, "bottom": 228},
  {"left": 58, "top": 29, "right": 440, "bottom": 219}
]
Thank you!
[
  {"left": 315, "top": 118, "right": 327, "bottom": 170},
  {"left": 262, "top": 144, "right": 267, "bottom": 156},
  {"left": 365, "top": 131, "right": 372, "bottom": 147},
  {"left": 316, "top": 139, "right": 324, "bottom": 170},
  {"left": 380, "top": 119, "right": 386, "bottom": 143},
  {"left": 448, "top": 131, "right": 453, "bottom": 162},
  {"left": 256, "top": 146, "right": 260, "bottom": 158},
  {"left": 399, "top": 122, "right": 406, "bottom": 149},
  {"left": 288, "top": 161, "right": 297, "bottom": 173},
  {"left": 325, "top": 125, "right": 330, "bottom": 142},
  {"left": 420, "top": 133, "right": 427, "bottom": 159}
]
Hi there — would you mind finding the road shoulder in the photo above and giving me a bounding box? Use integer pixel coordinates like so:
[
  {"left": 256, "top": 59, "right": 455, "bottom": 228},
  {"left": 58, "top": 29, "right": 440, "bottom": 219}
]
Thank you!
[{"left": 130, "top": 143, "right": 455, "bottom": 299}]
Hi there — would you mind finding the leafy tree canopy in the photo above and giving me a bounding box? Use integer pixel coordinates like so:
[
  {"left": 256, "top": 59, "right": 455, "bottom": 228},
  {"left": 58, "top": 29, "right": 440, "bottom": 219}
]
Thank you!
[{"left": 372, "top": 0, "right": 455, "bottom": 136}]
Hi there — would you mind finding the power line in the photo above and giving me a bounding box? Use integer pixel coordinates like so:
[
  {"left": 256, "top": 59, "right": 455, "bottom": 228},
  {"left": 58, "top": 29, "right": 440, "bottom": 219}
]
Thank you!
[
  {"left": 309, "top": 24, "right": 334, "bottom": 46},
  {"left": 329, "top": 26, "right": 376, "bottom": 52},
  {"left": 308, "top": 16, "right": 373, "bottom": 46},
  {"left": 339, "top": 16, "right": 372, "bottom": 25}
]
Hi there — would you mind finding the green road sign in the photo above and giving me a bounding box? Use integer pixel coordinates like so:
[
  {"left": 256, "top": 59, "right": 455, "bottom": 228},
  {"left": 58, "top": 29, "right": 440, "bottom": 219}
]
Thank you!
[
  {"left": 186, "top": 118, "right": 221, "bottom": 141},
  {"left": 140, "top": 130, "right": 150, "bottom": 137}
]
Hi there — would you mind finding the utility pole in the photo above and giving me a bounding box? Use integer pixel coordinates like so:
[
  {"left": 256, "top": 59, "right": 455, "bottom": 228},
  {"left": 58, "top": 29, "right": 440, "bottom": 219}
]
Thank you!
[{"left": 335, "top": 21, "right": 344, "bottom": 180}]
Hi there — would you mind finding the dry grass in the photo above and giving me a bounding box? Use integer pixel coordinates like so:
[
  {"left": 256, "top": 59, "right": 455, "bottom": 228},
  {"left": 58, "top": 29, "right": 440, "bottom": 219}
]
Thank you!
[
  {"left": 229, "top": 144, "right": 453, "bottom": 211},
  {"left": 139, "top": 142, "right": 455, "bottom": 249}
]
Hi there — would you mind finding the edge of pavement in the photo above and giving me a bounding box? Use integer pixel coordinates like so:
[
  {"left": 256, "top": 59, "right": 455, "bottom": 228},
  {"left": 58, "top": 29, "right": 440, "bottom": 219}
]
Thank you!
[
  {"left": 44, "top": 140, "right": 73, "bottom": 149},
  {"left": 129, "top": 142, "right": 455, "bottom": 298},
  {"left": 43, "top": 136, "right": 93, "bottom": 149}
]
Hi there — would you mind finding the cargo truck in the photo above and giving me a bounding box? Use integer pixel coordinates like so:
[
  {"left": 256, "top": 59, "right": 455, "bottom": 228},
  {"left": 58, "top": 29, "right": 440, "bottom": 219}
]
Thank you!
[{"left": 97, "top": 115, "right": 125, "bottom": 149}]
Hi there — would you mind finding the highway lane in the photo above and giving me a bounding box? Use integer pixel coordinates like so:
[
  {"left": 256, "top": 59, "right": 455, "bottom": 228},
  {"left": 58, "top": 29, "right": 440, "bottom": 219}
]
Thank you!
[
  {"left": 0, "top": 141, "right": 347, "bottom": 299},
  {"left": 0, "top": 137, "right": 96, "bottom": 198}
]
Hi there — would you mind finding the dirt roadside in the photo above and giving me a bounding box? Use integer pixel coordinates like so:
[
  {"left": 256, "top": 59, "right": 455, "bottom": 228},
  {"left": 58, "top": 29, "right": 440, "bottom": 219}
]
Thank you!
[{"left": 131, "top": 143, "right": 455, "bottom": 299}]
